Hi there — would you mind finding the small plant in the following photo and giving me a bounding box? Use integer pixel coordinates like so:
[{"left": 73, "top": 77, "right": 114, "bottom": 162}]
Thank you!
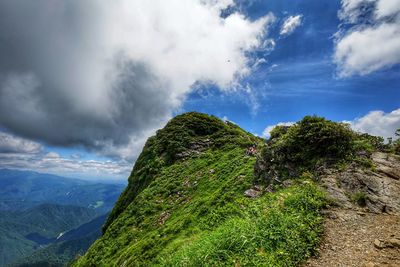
[
  {"left": 351, "top": 192, "right": 368, "bottom": 207},
  {"left": 354, "top": 157, "right": 375, "bottom": 169}
]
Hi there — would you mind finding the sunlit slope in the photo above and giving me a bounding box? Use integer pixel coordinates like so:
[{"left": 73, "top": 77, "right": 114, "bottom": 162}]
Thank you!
[{"left": 74, "top": 113, "right": 326, "bottom": 266}]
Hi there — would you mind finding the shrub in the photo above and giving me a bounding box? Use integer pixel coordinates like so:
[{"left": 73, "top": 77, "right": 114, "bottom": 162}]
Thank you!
[
  {"left": 257, "top": 116, "right": 356, "bottom": 181},
  {"left": 351, "top": 192, "right": 368, "bottom": 207},
  {"left": 357, "top": 133, "right": 386, "bottom": 151}
]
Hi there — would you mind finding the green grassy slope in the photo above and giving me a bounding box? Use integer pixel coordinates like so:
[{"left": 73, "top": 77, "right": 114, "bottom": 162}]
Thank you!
[{"left": 73, "top": 113, "right": 326, "bottom": 266}]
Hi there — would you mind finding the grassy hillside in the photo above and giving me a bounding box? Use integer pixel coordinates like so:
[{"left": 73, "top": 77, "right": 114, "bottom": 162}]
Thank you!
[{"left": 73, "top": 113, "right": 327, "bottom": 266}]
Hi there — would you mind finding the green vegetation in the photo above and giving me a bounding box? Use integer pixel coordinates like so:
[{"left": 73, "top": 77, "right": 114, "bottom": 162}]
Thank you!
[
  {"left": 103, "top": 112, "right": 260, "bottom": 232},
  {"left": 160, "top": 182, "right": 325, "bottom": 267},
  {"left": 393, "top": 128, "right": 400, "bottom": 155},
  {"left": 350, "top": 192, "right": 368, "bottom": 207},
  {"left": 255, "top": 116, "right": 385, "bottom": 184},
  {"left": 74, "top": 112, "right": 327, "bottom": 267}
]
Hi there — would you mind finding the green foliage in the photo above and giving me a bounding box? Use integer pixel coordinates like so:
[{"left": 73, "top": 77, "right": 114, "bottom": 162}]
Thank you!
[
  {"left": 269, "top": 125, "right": 290, "bottom": 140},
  {"left": 356, "top": 133, "right": 385, "bottom": 152},
  {"left": 392, "top": 129, "right": 400, "bottom": 155},
  {"left": 160, "top": 183, "right": 326, "bottom": 267},
  {"left": 280, "top": 116, "right": 354, "bottom": 160},
  {"left": 256, "top": 116, "right": 391, "bottom": 184},
  {"left": 258, "top": 116, "right": 356, "bottom": 181},
  {"left": 73, "top": 112, "right": 326, "bottom": 267},
  {"left": 103, "top": 112, "right": 259, "bottom": 233},
  {"left": 350, "top": 192, "right": 368, "bottom": 207}
]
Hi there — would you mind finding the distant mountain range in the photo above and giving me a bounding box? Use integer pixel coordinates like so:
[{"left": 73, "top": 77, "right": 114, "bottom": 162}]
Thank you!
[
  {"left": 0, "top": 169, "right": 125, "bottom": 266},
  {"left": 0, "top": 169, "right": 125, "bottom": 212},
  {"left": 7, "top": 214, "right": 109, "bottom": 267}
]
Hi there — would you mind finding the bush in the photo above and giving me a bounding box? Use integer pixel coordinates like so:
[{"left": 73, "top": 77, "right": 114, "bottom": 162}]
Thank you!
[
  {"left": 258, "top": 116, "right": 356, "bottom": 181},
  {"left": 356, "top": 133, "right": 385, "bottom": 151},
  {"left": 351, "top": 192, "right": 368, "bottom": 207}
]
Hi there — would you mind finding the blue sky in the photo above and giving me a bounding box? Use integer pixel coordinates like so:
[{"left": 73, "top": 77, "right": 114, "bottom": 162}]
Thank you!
[
  {"left": 182, "top": 0, "right": 400, "bottom": 135},
  {"left": 0, "top": 0, "right": 399, "bottom": 181}
]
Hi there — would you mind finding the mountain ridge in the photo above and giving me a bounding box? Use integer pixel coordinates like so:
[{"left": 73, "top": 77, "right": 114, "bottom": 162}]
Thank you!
[{"left": 73, "top": 112, "right": 400, "bottom": 266}]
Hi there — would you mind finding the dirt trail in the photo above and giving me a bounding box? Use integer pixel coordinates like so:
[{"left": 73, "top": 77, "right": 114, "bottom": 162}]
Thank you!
[
  {"left": 305, "top": 209, "right": 400, "bottom": 267},
  {"left": 305, "top": 152, "right": 400, "bottom": 267}
]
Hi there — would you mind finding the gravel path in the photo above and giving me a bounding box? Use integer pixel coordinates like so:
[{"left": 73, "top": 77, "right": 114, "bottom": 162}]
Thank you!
[{"left": 304, "top": 208, "right": 400, "bottom": 267}]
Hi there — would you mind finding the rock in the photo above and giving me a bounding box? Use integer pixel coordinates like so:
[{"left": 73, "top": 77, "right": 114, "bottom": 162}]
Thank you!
[
  {"left": 282, "top": 179, "right": 293, "bottom": 187},
  {"left": 189, "top": 139, "right": 212, "bottom": 151},
  {"left": 253, "top": 185, "right": 263, "bottom": 191},
  {"left": 209, "top": 169, "right": 215, "bottom": 174},
  {"left": 244, "top": 189, "right": 261, "bottom": 198},
  {"left": 176, "top": 150, "right": 200, "bottom": 159},
  {"left": 374, "top": 239, "right": 384, "bottom": 249},
  {"left": 157, "top": 211, "right": 170, "bottom": 225},
  {"left": 364, "top": 262, "right": 375, "bottom": 267},
  {"left": 387, "top": 238, "right": 400, "bottom": 248},
  {"left": 320, "top": 152, "right": 400, "bottom": 214},
  {"left": 244, "top": 186, "right": 263, "bottom": 198},
  {"left": 265, "top": 184, "right": 275, "bottom": 193}
]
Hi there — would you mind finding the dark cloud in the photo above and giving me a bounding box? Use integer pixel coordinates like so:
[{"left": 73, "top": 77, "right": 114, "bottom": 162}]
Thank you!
[
  {"left": 0, "top": 0, "right": 271, "bottom": 160},
  {"left": 0, "top": 0, "right": 173, "bottom": 160}
]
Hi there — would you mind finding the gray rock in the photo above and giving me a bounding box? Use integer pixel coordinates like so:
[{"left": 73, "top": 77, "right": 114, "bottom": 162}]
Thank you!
[
  {"left": 320, "top": 152, "right": 400, "bottom": 214},
  {"left": 244, "top": 186, "right": 263, "bottom": 198}
]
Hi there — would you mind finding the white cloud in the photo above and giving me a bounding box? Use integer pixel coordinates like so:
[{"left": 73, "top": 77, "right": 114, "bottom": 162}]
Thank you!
[
  {"left": 0, "top": 131, "right": 131, "bottom": 181},
  {"left": 335, "top": 0, "right": 400, "bottom": 77},
  {"left": 0, "top": 0, "right": 275, "bottom": 161},
  {"left": 262, "top": 121, "right": 295, "bottom": 138},
  {"left": 0, "top": 131, "right": 43, "bottom": 154},
  {"left": 347, "top": 108, "right": 400, "bottom": 139},
  {"left": 375, "top": 0, "right": 400, "bottom": 18},
  {"left": 280, "top": 15, "right": 303, "bottom": 35}
]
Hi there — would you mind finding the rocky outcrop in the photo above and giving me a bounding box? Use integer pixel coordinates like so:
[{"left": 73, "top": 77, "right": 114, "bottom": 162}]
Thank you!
[
  {"left": 320, "top": 152, "right": 400, "bottom": 214},
  {"left": 175, "top": 139, "right": 213, "bottom": 159}
]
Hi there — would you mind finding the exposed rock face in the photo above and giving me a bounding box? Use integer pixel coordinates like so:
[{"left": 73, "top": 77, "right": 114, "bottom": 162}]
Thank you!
[
  {"left": 175, "top": 139, "right": 213, "bottom": 159},
  {"left": 320, "top": 152, "right": 400, "bottom": 214}
]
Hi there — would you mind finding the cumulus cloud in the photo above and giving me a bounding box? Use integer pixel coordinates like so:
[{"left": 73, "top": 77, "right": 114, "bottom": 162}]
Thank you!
[
  {"left": 262, "top": 121, "right": 295, "bottom": 138},
  {"left": 0, "top": 131, "right": 43, "bottom": 154},
  {"left": 0, "top": 132, "right": 130, "bottom": 181},
  {"left": 347, "top": 108, "right": 400, "bottom": 139},
  {"left": 335, "top": 0, "right": 400, "bottom": 77},
  {"left": 280, "top": 15, "right": 303, "bottom": 35},
  {"left": 0, "top": 0, "right": 274, "bottom": 161}
]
